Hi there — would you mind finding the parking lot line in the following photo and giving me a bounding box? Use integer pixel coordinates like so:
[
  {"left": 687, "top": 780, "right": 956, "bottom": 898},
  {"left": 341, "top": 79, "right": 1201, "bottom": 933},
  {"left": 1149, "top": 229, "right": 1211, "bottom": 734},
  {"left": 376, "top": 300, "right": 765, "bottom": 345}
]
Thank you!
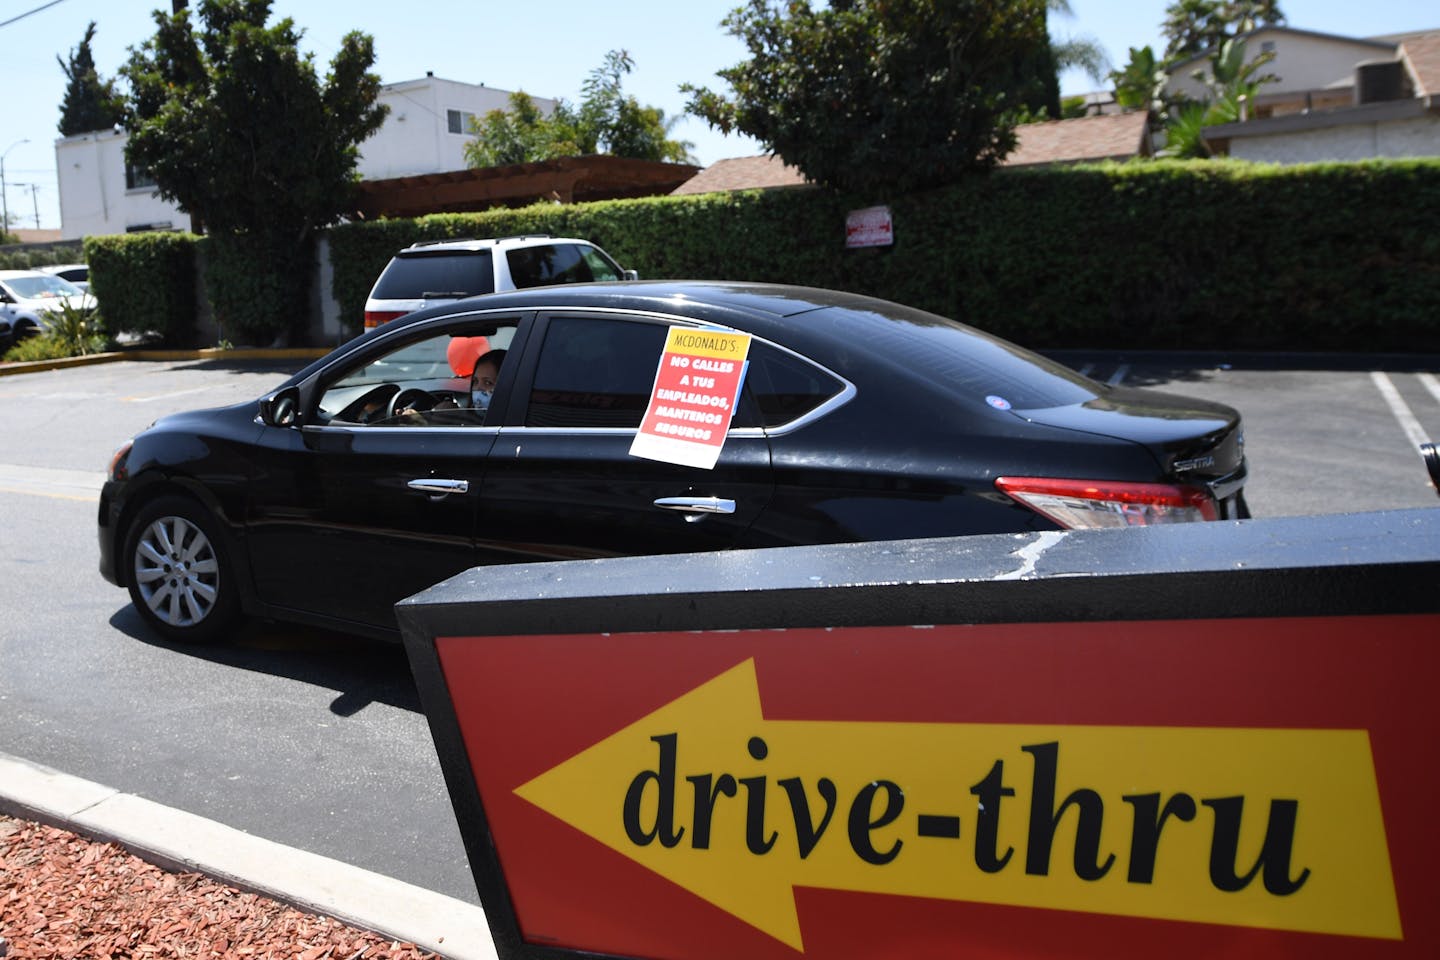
[
  {"left": 1419, "top": 372, "right": 1440, "bottom": 406},
  {"left": 121, "top": 386, "right": 218, "bottom": 403},
  {"left": 1370, "top": 371, "right": 1432, "bottom": 453},
  {"left": 0, "top": 464, "right": 104, "bottom": 501}
]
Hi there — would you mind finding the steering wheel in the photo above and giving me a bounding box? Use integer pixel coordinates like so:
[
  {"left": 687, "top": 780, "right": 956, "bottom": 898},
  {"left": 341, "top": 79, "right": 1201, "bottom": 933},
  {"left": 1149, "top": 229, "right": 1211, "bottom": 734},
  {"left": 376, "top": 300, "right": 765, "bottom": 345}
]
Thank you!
[
  {"left": 390, "top": 388, "right": 438, "bottom": 419},
  {"left": 334, "top": 383, "right": 400, "bottom": 424}
]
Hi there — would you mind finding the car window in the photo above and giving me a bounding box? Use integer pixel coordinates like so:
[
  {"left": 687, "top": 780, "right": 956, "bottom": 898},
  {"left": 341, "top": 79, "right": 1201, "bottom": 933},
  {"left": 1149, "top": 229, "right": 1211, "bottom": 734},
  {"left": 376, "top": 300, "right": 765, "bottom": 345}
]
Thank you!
[
  {"left": 318, "top": 324, "right": 516, "bottom": 426},
  {"left": 507, "top": 244, "right": 608, "bottom": 289},
  {"left": 803, "top": 302, "right": 1100, "bottom": 411},
  {"left": 371, "top": 252, "right": 496, "bottom": 300},
  {"left": 744, "top": 342, "right": 846, "bottom": 428},
  {"left": 4, "top": 274, "right": 81, "bottom": 299},
  {"left": 526, "top": 316, "right": 670, "bottom": 427},
  {"left": 578, "top": 247, "right": 624, "bottom": 281}
]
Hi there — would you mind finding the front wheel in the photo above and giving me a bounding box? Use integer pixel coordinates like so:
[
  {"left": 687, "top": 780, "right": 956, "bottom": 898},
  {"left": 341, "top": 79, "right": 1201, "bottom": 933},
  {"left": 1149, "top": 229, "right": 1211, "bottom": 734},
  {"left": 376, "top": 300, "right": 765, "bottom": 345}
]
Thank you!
[{"left": 124, "top": 495, "right": 240, "bottom": 644}]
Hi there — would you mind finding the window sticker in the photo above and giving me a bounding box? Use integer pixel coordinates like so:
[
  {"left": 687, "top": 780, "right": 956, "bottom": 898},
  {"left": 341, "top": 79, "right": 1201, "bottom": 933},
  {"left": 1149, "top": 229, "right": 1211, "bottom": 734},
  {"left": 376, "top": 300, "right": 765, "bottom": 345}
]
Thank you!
[{"left": 629, "top": 327, "right": 752, "bottom": 470}]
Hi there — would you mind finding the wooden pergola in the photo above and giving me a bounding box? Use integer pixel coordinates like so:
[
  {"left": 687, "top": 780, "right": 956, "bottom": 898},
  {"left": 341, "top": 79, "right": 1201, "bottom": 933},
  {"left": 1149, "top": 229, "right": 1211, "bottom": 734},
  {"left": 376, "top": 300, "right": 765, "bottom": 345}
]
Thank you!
[{"left": 352, "top": 155, "right": 701, "bottom": 219}]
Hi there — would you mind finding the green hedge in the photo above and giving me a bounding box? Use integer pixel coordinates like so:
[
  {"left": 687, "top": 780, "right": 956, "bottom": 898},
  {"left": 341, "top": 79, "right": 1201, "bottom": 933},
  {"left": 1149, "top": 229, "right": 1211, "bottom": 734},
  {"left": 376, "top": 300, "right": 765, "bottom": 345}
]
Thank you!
[
  {"left": 328, "top": 158, "right": 1440, "bottom": 352},
  {"left": 0, "top": 245, "right": 85, "bottom": 270},
  {"left": 84, "top": 232, "right": 199, "bottom": 345}
]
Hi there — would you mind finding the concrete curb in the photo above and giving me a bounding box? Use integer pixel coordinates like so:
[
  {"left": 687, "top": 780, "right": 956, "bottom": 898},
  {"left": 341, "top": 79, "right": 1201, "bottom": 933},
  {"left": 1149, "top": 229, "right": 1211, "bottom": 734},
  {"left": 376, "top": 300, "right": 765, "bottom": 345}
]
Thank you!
[
  {"left": 0, "top": 752, "right": 496, "bottom": 960},
  {"left": 0, "top": 347, "right": 328, "bottom": 377}
]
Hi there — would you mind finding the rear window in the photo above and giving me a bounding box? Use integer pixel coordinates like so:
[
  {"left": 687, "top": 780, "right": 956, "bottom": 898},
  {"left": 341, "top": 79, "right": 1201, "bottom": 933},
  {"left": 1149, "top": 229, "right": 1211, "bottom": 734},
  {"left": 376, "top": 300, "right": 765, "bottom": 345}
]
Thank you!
[
  {"left": 817, "top": 302, "right": 1100, "bottom": 411},
  {"left": 745, "top": 343, "right": 845, "bottom": 427},
  {"left": 371, "top": 251, "right": 495, "bottom": 300},
  {"left": 508, "top": 244, "right": 622, "bottom": 289}
]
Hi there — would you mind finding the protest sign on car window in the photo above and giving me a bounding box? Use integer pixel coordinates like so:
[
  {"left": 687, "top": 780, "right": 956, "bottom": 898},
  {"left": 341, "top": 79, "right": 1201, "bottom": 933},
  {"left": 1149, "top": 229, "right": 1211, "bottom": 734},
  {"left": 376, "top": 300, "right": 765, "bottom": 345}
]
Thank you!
[{"left": 629, "top": 327, "right": 752, "bottom": 470}]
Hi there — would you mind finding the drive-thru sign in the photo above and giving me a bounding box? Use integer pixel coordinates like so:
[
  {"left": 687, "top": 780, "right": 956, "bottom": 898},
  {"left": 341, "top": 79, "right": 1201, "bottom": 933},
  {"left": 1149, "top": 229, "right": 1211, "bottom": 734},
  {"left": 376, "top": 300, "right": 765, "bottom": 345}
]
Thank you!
[{"left": 399, "top": 509, "right": 1440, "bottom": 960}]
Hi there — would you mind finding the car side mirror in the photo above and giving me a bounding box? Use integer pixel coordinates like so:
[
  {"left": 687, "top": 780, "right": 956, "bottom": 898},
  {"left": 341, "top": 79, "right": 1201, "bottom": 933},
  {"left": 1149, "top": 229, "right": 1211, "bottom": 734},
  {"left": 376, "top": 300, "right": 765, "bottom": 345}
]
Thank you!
[
  {"left": 623, "top": 269, "right": 639, "bottom": 281},
  {"left": 259, "top": 386, "right": 301, "bottom": 428}
]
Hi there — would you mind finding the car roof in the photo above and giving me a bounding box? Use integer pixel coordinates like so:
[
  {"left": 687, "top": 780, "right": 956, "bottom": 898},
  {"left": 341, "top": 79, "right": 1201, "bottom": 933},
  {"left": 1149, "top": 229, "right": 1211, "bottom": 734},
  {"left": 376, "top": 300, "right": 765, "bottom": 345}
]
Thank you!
[
  {"left": 0, "top": 269, "right": 52, "bottom": 279},
  {"left": 286, "top": 281, "right": 899, "bottom": 388},
  {"left": 400, "top": 280, "right": 878, "bottom": 325},
  {"left": 397, "top": 235, "right": 591, "bottom": 255}
]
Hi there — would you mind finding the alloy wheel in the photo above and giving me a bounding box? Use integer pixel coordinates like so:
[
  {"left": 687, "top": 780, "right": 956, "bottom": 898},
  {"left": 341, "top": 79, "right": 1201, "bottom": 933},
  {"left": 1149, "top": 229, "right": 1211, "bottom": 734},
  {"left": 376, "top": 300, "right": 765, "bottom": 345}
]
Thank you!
[{"left": 132, "top": 514, "right": 221, "bottom": 628}]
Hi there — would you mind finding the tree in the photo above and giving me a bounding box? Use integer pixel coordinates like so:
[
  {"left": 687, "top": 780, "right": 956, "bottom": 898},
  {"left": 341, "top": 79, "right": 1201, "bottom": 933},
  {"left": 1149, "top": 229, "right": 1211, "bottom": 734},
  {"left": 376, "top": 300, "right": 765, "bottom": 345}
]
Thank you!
[
  {"left": 464, "top": 50, "right": 693, "bottom": 170},
  {"left": 1017, "top": 1, "right": 1108, "bottom": 124},
  {"left": 121, "top": 0, "right": 387, "bottom": 343},
  {"left": 1162, "top": 35, "right": 1278, "bottom": 157},
  {"left": 1162, "top": 0, "right": 1285, "bottom": 61},
  {"left": 463, "top": 92, "right": 570, "bottom": 167},
  {"left": 57, "top": 21, "right": 125, "bottom": 136},
  {"left": 578, "top": 50, "right": 694, "bottom": 162},
  {"left": 1109, "top": 45, "right": 1167, "bottom": 112},
  {"left": 682, "top": 0, "right": 1052, "bottom": 196}
]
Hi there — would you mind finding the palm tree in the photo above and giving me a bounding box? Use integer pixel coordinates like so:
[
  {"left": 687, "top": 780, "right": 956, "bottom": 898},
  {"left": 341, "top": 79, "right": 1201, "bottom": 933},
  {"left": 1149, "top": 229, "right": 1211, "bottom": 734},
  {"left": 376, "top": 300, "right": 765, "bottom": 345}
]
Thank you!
[{"left": 1050, "top": 0, "right": 1110, "bottom": 85}]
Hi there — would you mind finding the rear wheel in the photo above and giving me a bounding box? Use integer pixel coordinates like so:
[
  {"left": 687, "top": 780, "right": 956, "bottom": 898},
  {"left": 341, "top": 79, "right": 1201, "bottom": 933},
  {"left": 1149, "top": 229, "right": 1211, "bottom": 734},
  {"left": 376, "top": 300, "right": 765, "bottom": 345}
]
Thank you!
[{"left": 124, "top": 496, "right": 240, "bottom": 644}]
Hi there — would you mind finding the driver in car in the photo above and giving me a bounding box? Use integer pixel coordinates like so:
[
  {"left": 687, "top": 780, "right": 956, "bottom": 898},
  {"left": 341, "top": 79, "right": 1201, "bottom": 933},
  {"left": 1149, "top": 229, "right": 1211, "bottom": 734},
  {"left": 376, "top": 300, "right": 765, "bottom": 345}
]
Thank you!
[{"left": 395, "top": 349, "right": 506, "bottom": 425}]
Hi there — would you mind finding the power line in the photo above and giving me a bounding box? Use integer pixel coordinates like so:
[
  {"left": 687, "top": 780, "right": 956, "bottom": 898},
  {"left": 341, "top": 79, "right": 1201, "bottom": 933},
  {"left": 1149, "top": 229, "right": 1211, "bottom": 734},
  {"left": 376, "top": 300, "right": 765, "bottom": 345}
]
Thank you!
[{"left": 0, "top": 0, "right": 69, "bottom": 30}]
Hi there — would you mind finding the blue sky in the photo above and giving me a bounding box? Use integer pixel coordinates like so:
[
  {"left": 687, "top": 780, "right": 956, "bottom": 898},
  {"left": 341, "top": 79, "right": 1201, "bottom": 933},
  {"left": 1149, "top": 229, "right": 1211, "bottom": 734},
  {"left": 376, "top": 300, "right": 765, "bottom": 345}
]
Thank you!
[{"left": 2, "top": 0, "right": 1437, "bottom": 229}]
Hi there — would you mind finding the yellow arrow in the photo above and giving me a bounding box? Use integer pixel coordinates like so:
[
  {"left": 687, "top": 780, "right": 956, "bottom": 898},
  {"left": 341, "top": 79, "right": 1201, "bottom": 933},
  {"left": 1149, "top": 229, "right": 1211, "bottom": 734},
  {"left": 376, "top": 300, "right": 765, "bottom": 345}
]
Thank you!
[{"left": 516, "top": 659, "right": 1399, "bottom": 952}]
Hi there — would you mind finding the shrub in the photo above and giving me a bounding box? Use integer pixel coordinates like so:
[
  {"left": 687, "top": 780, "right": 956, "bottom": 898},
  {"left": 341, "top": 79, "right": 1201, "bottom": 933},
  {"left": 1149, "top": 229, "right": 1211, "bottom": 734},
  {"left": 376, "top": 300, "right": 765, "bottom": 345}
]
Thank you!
[
  {"left": 0, "top": 245, "right": 85, "bottom": 270},
  {"left": 83, "top": 232, "right": 198, "bottom": 345}
]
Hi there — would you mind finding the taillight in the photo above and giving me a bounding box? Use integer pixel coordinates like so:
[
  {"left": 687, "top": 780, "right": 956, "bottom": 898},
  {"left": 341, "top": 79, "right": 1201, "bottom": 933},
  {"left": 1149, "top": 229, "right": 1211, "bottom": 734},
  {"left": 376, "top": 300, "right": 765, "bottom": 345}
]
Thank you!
[
  {"left": 363, "top": 310, "right": 408, "bottom": 329},
  {"left": 995, "top": 476, "right": 1218, "bottom": 529}
]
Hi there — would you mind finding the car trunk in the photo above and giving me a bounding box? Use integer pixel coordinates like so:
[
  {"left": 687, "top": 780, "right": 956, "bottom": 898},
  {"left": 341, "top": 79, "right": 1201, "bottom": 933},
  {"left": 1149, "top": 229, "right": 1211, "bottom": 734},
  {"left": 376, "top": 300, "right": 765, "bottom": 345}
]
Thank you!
[{"left": 1010, "top": 386, "right": 1245, "bottom": 509}]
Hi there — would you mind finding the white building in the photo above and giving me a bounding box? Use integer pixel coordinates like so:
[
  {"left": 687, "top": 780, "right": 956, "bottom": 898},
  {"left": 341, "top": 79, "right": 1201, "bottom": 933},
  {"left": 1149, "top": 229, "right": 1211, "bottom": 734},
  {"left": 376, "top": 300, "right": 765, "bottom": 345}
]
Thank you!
[{"left": 55, "top": 75, "right": 555, "bottom": 240}]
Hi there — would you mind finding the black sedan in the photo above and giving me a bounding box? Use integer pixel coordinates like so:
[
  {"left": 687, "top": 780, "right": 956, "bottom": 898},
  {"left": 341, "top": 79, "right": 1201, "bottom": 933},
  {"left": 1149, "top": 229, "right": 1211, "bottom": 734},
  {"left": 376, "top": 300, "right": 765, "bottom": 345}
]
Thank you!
[{"left": 98, "top": 281, "right": 1247, "bottom": 643}]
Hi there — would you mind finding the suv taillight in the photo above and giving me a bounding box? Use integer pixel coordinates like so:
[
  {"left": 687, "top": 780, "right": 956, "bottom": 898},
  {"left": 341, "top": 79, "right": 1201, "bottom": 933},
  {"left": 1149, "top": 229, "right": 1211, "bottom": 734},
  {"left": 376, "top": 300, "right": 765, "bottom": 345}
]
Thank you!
[
  {"left": 995, "top": 477, "right": 1218, "bottom": 529},
  {"left": 364, "top": 310, "right": 408, "bottom": 329}
]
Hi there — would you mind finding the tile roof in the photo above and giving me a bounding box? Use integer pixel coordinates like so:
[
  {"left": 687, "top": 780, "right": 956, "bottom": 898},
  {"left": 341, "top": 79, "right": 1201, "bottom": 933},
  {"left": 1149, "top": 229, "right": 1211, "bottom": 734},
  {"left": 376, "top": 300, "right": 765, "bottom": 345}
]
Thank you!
[
  {"left": 670, "top": 154, "right": 807, "bottom": 195},
  {"left": 1399, "top": 30, "right": 1440, "bottom": 96},
  {"left": 672, "top": 112, "right": 1152, "bottom": 196},
  {"left": 1005, "top": 111, "right": 1152, "bottom": 167}
]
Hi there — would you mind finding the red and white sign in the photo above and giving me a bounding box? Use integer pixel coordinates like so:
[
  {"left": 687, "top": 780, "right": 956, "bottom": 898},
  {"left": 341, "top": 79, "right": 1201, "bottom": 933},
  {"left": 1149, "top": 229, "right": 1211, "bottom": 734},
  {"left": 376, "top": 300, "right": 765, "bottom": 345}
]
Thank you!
[
  {"left": 629, "top": 327, "right": 751, "bottom": 470},
  {"left": 845, "top": 205, "right": 894, "bottom": 248}
]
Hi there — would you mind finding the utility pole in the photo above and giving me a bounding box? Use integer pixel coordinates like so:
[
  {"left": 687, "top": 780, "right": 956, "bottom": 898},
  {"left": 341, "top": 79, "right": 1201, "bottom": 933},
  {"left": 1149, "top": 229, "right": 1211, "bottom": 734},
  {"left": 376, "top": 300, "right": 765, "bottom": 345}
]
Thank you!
[
  {"left": 24, "top": 184, "right": 40, "bottom": 229},
  {"left": 0, "top": 139, "right": 30, "bottom": 236}
]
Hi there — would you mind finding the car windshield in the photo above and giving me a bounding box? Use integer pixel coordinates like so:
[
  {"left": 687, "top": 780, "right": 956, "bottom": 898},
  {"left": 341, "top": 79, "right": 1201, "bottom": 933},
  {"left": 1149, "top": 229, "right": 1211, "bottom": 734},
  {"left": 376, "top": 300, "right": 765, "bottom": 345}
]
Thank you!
[
  {"left": 4, "top": 274, "right": 82, "bottom": 299},
  {"left": 371, "top": 251, "right": 496, "bottom": 300}
]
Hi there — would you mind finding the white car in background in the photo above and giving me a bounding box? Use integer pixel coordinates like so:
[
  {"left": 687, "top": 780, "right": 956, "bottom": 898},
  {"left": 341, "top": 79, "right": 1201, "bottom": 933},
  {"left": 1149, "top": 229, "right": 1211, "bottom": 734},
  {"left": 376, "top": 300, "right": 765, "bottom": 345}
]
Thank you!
[
  {"left": 0, "top": 269, "right": 96, "bottom": 346},
  {"left": 38, "top": 263, "right": 90, "bottom": 291},
  {"left": 363, "top": 235, "right": 635, "bottom": 329}
]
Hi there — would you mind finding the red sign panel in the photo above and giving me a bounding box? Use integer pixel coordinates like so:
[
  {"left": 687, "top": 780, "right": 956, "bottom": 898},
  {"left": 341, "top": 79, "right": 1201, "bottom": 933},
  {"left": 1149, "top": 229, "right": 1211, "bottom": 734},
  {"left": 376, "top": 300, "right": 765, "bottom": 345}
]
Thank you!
[{"left": 435, "top": 614, "right": 1439, "bottom": 959}]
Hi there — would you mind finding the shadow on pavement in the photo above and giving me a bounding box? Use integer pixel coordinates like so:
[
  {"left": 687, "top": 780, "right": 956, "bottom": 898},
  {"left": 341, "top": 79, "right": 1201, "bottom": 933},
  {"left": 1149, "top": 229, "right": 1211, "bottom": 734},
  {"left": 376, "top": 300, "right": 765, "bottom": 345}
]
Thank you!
[{"left": 108, "top": 605, "right": 422, "bottom": 718}]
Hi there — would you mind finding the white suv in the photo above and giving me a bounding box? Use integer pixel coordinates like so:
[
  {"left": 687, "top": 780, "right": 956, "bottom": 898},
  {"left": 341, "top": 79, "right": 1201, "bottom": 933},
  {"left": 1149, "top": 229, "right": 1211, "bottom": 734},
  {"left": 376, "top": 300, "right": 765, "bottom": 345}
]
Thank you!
[{"left": 363, "top": 234, "right": 635, "bottom": 329}]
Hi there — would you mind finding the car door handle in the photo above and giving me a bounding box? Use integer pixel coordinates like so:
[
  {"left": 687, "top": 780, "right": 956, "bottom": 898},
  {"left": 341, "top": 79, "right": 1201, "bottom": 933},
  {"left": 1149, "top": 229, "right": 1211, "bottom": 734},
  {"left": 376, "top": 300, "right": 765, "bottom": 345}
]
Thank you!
[
  {"left": 653, "top": 496, "right": 736, "bottom": 516},
  {"left": 407, "top": 478, "right": 469, "bottom": 497}
]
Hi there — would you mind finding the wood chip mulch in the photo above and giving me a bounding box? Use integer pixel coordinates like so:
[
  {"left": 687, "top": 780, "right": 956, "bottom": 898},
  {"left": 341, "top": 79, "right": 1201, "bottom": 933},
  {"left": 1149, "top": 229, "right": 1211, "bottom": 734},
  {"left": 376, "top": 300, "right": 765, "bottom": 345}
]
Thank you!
[{"left": 0, "top": 815, "right": 441, "bottom": 959}]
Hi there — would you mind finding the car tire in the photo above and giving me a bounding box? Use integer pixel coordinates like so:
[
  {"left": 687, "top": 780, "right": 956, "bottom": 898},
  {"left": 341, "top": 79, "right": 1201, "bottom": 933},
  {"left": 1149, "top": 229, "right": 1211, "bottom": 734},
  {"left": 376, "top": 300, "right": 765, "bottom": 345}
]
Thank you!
[{"left": 124, "top": 495, "right": 240, "bottom": 644}]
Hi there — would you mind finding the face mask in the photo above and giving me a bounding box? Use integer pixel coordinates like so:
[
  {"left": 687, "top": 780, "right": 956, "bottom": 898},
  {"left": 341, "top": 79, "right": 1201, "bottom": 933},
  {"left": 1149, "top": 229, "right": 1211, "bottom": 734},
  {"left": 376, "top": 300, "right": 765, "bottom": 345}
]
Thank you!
[{"left": 471, "top": 389, "right": 492, "bottom": 410}]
